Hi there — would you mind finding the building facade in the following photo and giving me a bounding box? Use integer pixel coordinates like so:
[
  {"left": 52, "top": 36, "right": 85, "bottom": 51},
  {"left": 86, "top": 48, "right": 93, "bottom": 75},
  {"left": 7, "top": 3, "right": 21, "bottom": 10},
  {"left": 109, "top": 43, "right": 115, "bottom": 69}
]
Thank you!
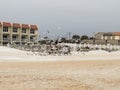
[
  {"left": 95, "top": 32, "right": 120, "bottom": 40},
  {"left": 0, "top": 22, "right": 38, "bottom": 45}
]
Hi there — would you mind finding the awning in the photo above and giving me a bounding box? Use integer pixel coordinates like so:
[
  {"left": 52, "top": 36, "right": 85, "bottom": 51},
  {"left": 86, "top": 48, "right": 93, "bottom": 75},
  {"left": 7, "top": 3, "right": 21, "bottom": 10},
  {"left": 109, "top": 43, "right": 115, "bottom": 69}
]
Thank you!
[
  {"left": 112, "top": 32, "right": 120, "bottom": 36},
  {"left": 3, "top": 22, "right": 11, "bottom": 27},
  {"left": 22, "top": 24, "right": 29, "bottom": 29},
  {"left": 13, "top": 23, "right": 21, "bottom": 28},
  {"left": 30, "top": 25, "right": 38, "bottom": 30}
]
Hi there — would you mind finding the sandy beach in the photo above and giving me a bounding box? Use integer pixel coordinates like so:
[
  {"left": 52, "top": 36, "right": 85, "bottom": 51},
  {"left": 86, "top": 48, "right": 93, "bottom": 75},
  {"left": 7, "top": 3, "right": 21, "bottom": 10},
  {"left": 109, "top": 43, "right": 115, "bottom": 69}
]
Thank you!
[
  {"left": 0, "top": 60, "right": 120, "bottom": 90},
  {"left": 0, "top": 46, "right": 120, "bottom": 90}
]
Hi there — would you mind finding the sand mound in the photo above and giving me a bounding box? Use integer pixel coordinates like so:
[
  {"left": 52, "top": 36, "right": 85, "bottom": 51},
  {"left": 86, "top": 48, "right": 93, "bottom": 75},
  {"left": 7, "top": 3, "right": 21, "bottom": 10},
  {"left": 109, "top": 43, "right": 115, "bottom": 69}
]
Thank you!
[{"left": 0, "top": 46, "right": 120, "bottom": 61}]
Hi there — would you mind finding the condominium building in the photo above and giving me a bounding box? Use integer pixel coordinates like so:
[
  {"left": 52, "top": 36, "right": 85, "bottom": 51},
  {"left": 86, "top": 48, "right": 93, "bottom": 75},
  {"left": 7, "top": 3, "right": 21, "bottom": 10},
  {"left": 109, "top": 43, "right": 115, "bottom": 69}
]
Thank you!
[{"left": 0, "top": 22, "right": 38, "bottom": 45}]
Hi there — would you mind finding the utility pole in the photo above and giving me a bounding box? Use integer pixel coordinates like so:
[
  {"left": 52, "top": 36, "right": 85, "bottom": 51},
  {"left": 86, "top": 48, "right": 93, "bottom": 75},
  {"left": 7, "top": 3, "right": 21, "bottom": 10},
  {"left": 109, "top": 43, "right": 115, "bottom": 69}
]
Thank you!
[{"left": 68, "top": 32, "right": 71, "bottom": 40}]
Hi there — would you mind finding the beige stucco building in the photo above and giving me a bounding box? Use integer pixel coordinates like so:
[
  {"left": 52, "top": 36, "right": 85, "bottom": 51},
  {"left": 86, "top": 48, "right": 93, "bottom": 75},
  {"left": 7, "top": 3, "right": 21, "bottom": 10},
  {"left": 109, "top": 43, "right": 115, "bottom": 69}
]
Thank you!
[
  {"left": 95, "top": 32, "right": 120, "bottom": 40},
  {"left": 0, "top": 22, "right": 38, "bottom": 45}
]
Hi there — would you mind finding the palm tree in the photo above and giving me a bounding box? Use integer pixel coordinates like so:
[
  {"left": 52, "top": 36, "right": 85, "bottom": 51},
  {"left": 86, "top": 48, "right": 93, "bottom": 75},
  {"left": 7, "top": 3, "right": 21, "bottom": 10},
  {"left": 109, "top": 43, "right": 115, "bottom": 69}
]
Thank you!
[
  {"left": 72, "top": 34, "right": 80, "bottom": 40},
  {"left": 60, "top": 37, "right": 66, "bottom": 43},
  {"left": 81, "top": 35, "right": 89, "bottom": 40}
]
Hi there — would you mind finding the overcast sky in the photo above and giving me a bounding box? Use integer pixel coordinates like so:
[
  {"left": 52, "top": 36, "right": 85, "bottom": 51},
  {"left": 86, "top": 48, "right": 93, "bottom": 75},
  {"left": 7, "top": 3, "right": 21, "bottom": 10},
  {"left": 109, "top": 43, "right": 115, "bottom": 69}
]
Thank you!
[{"left": 0, "top": 0, "right": 120, "bottom": 39}]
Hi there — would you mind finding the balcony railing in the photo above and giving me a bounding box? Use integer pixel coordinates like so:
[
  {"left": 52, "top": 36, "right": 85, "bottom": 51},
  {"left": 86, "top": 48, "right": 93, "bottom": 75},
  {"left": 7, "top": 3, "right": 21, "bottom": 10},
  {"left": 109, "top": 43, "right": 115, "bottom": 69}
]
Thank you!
[
  {"left": 3, "top": 31, "right": 10, "bottom": 33},
  {"left": 30, "top": 39, "right": 38, "bottom": 42},
  {"left": 12, "top": 39, "right": 20, "bottom": 42},
  {"left": 30, "top": 32, "right": 35, "bottom": 34},
  {"left": 30, "top": 39, "right": 34, "bottom": 42},
  {"left": 3, "top": 38, "right": 11, "bottom": 42},
  {"left": 21, "top": 39, "right": 28, "bottom": 42},
  {"left": 12, "top": 31, "right": 19, "bottom": 34}
]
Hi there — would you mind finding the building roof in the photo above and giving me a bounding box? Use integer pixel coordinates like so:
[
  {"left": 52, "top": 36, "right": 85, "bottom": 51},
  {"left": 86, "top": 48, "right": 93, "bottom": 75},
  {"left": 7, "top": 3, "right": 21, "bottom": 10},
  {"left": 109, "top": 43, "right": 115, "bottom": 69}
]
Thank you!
[
  {"left": 112, "top": 32, "right": 120, "bottom": 36},
  {"left": 13, "top": 23, "right": 21, "bottom": 28},
  {"left": 30, "top": 25, "right": 38, "bottom": 30},
  {"left": 22, "top": 24, "right": 29, "bottom": 29},
  {"left": 103, "top": 32, "right": 112, "bottom": 36},
  {"left": 3, "top": 22, "right": 11, "bottom": 27},
  {"left": 97, "top": 32, "right": 120, "bottom": 36},
  {"left": 0, "top": 21, "right": 38, "bottom": 30}
]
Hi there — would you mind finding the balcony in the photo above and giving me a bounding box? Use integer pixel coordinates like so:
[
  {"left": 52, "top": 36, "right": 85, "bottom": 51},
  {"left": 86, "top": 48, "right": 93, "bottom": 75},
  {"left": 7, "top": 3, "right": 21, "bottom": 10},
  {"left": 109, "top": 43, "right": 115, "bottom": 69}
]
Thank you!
[
  {"left": 30, "top": 32, "right": 35, "bottom": 35},
  {"left": 3, "top": 38, "right": 10, "bottom": 42},
  {"left": 3, "top": 27, "right": 10, "bottom": 34},
  {"left": 21, "top": 39, "right": 28, "bottom": 42},
  {"left": 30, "top": 39, "right": 38, "bottom": 43},
  {"left": 30, "top": 39, "right": 34, "bottom": 42},
  {"left": 3, "top": 30, "right": 10, "bottom": 34},
  {"left": 12, "top": 28, "right": 19, "bottom": 34},
  {"left": 30, "top": 30, "right": 37, "bottom": 35},
  {"left": 21, "top": 29, "right": 29, "bottom": 35},
  {"left": 12, "top": 38, "right": 20, "bottom": 42}
]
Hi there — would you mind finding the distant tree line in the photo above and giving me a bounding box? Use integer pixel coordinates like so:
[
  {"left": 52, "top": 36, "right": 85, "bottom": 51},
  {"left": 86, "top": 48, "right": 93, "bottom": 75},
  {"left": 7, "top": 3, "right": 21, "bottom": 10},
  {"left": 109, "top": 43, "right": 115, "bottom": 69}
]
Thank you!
[{"left": 39, "top": 34, "right": 94, "bottom": 44}]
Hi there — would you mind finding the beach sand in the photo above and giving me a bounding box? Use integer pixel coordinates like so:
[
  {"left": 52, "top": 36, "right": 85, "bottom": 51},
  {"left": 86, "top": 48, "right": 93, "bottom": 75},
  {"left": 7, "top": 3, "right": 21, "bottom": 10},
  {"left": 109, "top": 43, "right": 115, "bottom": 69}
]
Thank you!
[
  {"left": 0, "top": 46, "right": 120, "bottom": 90},
  {"left": 0, "top": 60, "right": 120, "bottom": 90}
]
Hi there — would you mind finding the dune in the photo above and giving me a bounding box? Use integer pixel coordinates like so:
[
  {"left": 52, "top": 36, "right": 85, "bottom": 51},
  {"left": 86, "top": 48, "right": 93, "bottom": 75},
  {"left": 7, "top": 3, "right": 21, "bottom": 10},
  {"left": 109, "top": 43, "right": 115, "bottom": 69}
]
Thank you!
[{"left": 0, "top": 46, "right": 120, "bottom": 61}]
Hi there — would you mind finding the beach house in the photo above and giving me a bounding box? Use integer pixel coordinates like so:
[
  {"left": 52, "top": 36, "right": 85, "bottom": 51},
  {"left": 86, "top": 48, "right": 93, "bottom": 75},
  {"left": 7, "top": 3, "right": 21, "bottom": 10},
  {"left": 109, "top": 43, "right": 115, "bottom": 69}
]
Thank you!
[{"left": 95, "top": 32, "right": 120, "bottom": 40}]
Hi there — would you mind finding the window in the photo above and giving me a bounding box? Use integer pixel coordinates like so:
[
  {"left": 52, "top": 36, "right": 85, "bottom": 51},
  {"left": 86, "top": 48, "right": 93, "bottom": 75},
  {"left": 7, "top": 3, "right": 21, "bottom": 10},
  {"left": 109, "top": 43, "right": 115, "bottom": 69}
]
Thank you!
[
  {"left": 30, "top": 29, "right": 35, "bottom": 34},
  {"left": 30, "top": 37, "right": 34, "bottom": 41},
  {"left": 115, "top": 36, "right": 119, "bottom": 40},
  {"left": 22, "top": 36, "right": 25, "bottom": 39},
  {"left": 21, "top": 36, "right": 26, "bottom": 41},
  {"left": 12, "top": 36, "right": 17, "bottom": 41},
  {"left": 30, "top": 37, "right": 33, "bottom": 39},
  {"left": 22, "top": 28, "right": 26, "bottom": 33},
  {"left": 3, "top": 27, "right": 8, "bottom": 32},
  {"left": 13, "top": 28, "right": 18, "bottom": 32},
  {"left": 3, "top": 35, "right": 9, "bottom": 41},
  {"left": 3, "top": 36, "right": 7, "bottom": 40}
]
